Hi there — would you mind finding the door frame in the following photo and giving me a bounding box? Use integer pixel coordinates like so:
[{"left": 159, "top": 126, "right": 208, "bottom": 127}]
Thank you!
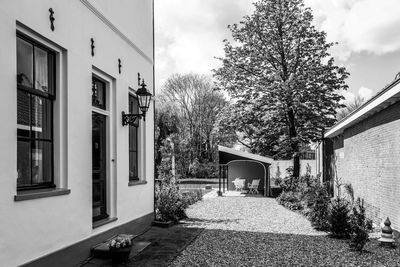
[{"left": 91, "top": 68, "right": 116, "bottom": 224}]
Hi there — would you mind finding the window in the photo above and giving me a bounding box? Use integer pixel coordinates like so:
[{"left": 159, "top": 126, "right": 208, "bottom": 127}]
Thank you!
[
  {"left": 129, "top": 94, "right": 139, "bottom": 181},
  {"left": 92, "top": 77, "right": 106, "bottom": 109},
  {"left": 16, "top": 34, "right": 55, "bottom": 190}
]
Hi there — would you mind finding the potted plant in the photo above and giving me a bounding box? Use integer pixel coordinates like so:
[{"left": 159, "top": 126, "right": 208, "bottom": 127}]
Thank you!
[{"left": 108, "top": 236, "right": 132, "bottom": 263}]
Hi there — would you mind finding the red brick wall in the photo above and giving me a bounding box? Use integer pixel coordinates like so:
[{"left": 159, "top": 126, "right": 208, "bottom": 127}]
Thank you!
[{"left": 333, "top": 101, "right": 400, "bottom": 231}]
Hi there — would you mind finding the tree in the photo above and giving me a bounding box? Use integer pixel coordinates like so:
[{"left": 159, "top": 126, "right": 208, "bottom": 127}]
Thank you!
[
  {"left": 157, "top": 73, "right": 229, "bottom": 176},
  {"left": 336, "top": 95, "right": 365, "bottom": 121},
  {"left": 214, "top": 0, "right": 349, "bottom": 178}
]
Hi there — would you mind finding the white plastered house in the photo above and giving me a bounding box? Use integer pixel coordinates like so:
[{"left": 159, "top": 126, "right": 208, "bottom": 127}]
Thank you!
[{"left": 0, "top": 1, "right": 155, "bottom": 266}]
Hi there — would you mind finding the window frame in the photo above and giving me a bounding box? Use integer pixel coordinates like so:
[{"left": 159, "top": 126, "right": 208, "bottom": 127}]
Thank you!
[
  {"left": 16, "top": 33, "right": 56, "bottom": 191},
  {"left": 128, "top": 94, "right": 139, "bottom": 181}
]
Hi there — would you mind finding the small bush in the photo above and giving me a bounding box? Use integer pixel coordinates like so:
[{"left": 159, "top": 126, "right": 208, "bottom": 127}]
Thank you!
[
  {"left": 307, "top": 183, "right": 330, "bottom": 231},
  {"left": 349, "top": 198, "right": 373, "bottom": 251},
  {"left": 328, "top": 198, "right": 352, "bottom": 238},
  {"left": 155, "top": 181, "right": 188, "bottom": 223},
  {"left": 183, "top": 190, "right": 203, "bottom": 206},
  {"left": 274, "top": 176, "right": 283, "bottom": 186},
  {"left": 277, "top": 191, "right": 303, "bottom": 210}
]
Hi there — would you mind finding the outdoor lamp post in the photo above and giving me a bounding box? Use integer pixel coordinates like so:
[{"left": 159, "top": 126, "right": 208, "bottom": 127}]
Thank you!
[{"left": 122, "top": 73, "right": 152, "bottom": 126}]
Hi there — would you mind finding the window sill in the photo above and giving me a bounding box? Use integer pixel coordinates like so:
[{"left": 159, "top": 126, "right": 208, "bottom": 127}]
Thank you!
[
  {"left": 128, "top": 180, "right": 147, "bottom": 187},
  {"left": 93, "top": 217, "right": 118, "bottom": 229},
  {"left": 14, "top": 188, "right": 71, "bottom": 201}
]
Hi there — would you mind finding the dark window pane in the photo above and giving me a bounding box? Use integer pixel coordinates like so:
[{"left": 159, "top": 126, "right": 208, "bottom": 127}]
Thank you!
[
  {"left": 17, "top": 37, "right": 33, "bottom": 87},
  {"left": 92, "top": 78, "right": 106, "bottom": 109},
  {"left": 31, "top": 141, "right": 52, "bottom": 184},
  {"left": 129, "top": 126, "right": 137, "bottom": 151},
  {"left": 129, "top": 152, "right": 138, "bottom": 180},
  {"left": 31, "top": 96, "right": 52, "bottom": 139},
  {"left": 129, "top": 95, "right": 139, "bottom": 113},
  {"left": 17, "top": 140, "right": 31, "bottom": 186},
  {"left": 17, "top": 90, "right": 30, "bottom": 129},
  {"left": 34, "top": 47, "right": 48, "bottom": 93}
]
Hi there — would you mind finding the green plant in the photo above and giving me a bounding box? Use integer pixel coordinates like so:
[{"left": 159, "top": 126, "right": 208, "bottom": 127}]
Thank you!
[
  {"left": 155, "top": 181, "right": 188, "bottom": 223},
  {"left": 306, "top": 183, "right": 330, "bottom": 230},
  {"left": 109, "top": 236, "right": 132, "bottom": 249},
  {"left": 182, "top": 190, "right": 203, "bottom": 206},
  {"left": 277, "top": 190, "right": 303, "bottom": 210},
  {"left": 274, "top": 176, "right": 283, "bottom": 186},
  {"left": 329, "top": 198, "right": 352, "bottom": 238},
  {"left": 349, "top": 198, "right": 373, "bottom": 251}
]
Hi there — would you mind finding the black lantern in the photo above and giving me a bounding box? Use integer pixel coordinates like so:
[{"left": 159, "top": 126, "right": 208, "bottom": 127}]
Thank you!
[
  {"left": 136, "top": 79, "right": 152, "bottom": 115},
  {"left": 122, "top": 74, "right": 152, "bottom": 126}
]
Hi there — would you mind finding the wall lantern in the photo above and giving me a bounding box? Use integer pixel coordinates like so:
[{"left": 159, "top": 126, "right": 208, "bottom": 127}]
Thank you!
[{"left": 122, "top": 73, "right": 152, "bottom": 126}]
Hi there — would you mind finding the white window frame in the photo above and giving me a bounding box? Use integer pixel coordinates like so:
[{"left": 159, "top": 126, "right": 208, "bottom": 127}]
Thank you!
[
  {"left": 16, "top": 22, "right": 68, "bottom": 190},
  {"left": 128, "top": 88, "right": 145, "bottom": 183}
]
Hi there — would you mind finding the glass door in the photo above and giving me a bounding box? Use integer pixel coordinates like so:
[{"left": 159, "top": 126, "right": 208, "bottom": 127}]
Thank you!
[{"left": 92, "top": 112, "right": 108, "bottom": 222}]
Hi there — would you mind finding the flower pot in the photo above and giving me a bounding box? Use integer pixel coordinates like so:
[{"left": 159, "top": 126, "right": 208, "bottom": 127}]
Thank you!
[{"left": 109, "top": 245, "right": 132, "bottom": 263}]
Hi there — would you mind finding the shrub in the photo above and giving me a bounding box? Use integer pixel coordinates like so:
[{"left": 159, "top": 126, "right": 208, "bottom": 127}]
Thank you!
[
  {"left": 349, "top": 198, "right": 373, "bottom": 251},
  {"left": 306, "top": 183, "right": 330, "bottom": 230},
  {"left": 182, "top": 190, "right": 203, "bottom": 206},
  {"left": 328, "top": 198, "right": 352, "bottom": 238},
  {"left": 277, "top": 190, "right": 303, "bottom": 210},
  {"left": 274, "top": 176, "right": 283, "bottom": 186},
  {"left": 155, "top": 181, "right": 188, "bottom": 223}
]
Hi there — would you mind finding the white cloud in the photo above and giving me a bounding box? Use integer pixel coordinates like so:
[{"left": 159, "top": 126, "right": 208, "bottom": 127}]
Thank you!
[
  {"left": 358, "top": 86, "right": 373, "bottom": 100},
  {"left": 155, "top": 0, "right": 254, "bottom": 91},
  {"left": 305, "top": 0, "right": 400, "bottom": 60},
  {"left": 341, "top": 86, "right": 373, "bottom": 103}
]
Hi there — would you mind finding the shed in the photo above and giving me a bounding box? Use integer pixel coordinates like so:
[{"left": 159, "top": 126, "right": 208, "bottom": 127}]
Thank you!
[{"left": 218, "top": 145, "right": 273, "bottom": 196}]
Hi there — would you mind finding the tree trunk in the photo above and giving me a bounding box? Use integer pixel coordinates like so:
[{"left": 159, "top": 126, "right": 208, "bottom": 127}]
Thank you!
[{"left": 287, "top": 108, "right": 300, "bottom": 178}]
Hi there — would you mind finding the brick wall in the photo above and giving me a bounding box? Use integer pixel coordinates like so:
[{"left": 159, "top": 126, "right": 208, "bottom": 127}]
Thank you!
[{"left": 333, "top": 101, "right": 400, "bottom": 231}]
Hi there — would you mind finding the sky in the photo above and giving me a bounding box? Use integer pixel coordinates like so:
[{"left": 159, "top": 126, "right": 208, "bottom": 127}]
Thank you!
[{"left": 155, "top": 0, "right": 400, "bottom": 102}]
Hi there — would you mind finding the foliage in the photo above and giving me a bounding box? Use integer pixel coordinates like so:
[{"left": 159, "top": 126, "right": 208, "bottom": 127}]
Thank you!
[
  {"left": 306, "top": 183, "right": 330, "bottom": 230},
  {"left": 276, "top": 190, "right": 303, "bottom": 210},
  {"left": 182, "top": 190, "right": 204, "bottom": 206},
  {"left": 157, "top": 73, "right": 230, "bottom": 178},
  {"left": 155, "top": 138, "right": 187, "bottom": 223},
  {"left": 214, "top": 0, "right": 349, "bottom": 177},
  {"left": 328, "top": 198, "right": 352, "bottom": 238},
  {"left": 155, "top": 181, "right": 188, "bottom": 223},
  {"left": 349, "top": 198, "right": 373, "bottom": 251},
  {"left": 109, "top": 236, "right": 132, "bottom": 249},
  {"left": 336, "top": 96, "right": 365, "bottom": 121}
]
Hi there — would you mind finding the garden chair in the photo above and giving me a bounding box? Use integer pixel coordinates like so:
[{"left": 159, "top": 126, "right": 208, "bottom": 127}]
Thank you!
[
  {"left": 248, "top": 179, "right": 260, "bottom": 194},
  {"left": 232, "top": 178, "right": 245, "bottom": 191}
]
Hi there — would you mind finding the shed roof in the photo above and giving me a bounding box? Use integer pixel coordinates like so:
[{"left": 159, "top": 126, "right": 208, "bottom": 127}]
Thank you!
[
  {"left": 325, "top": 77, "right": 400, "bottom": 138},
  {"left": 218, "top": 145, "right": 274, "bottom": 164}
]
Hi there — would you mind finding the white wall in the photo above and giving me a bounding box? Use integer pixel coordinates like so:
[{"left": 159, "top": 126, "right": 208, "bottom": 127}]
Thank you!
[
  {"left": 0, "top": 0, "right": 154, "bottom": 266},
  {"left": 270, "top": 160, "right": 317, "bottom": 182}
]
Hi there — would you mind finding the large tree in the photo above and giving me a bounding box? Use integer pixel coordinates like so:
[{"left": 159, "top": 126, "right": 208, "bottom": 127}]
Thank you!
[
  {"left": 157, "top": 73, "right": 230, "bottom": 176},
  {"left": 214, "top": 0, "right": 349, "bottom": 178}
]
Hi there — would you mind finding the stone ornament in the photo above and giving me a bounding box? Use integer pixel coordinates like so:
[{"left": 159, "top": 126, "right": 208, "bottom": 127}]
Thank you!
[{"left": 378, "top": 217, "right": 395, "bottom": 246}]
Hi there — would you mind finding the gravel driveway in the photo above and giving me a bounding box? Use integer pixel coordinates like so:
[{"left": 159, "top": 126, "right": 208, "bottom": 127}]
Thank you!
[{"left": 170, "top": 191, "right": 400, "bottom": 267}]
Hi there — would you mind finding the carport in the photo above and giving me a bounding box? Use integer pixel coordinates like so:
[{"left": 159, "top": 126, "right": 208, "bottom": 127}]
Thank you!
[{"left": 218, "top": 145, "right": 273, "bottom": 197}]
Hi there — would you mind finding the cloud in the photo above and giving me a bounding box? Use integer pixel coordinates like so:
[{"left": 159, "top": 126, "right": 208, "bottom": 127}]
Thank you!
[
  {"left": 341, "top": 86, "right": 373, "bottom": 103},
  {"left": 305, "top": 0, "right": 400, "bottom": 60},
  {"left": 155, "top": 0, "right": 254, "bottom": 91},
  {"left": 358, "top": 86, "right": 373, "bottom": 100}
]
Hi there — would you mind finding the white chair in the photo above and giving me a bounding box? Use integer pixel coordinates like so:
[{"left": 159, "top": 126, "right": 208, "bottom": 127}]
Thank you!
[
  {"left": 248, "top": 179, "right": 260, "bottom": 194},
  {"left": 232, "top": 178, "right": 245, "bottom": 191}
]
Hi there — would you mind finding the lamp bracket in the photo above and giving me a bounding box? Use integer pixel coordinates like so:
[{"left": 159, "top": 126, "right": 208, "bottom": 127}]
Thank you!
[{"left": 122, "top": 111, "right": 145, "bottom": 127}]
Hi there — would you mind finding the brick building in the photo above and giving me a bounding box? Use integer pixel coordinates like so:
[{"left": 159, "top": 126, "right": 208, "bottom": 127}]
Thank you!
[{"left": 321, "top": 76, "right": 400, "bottom": 232}]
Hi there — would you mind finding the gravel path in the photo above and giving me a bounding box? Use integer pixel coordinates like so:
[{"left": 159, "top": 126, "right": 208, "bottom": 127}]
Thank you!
[{"left": 170, "top": 191, "right": 400, "bottom": 267}]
